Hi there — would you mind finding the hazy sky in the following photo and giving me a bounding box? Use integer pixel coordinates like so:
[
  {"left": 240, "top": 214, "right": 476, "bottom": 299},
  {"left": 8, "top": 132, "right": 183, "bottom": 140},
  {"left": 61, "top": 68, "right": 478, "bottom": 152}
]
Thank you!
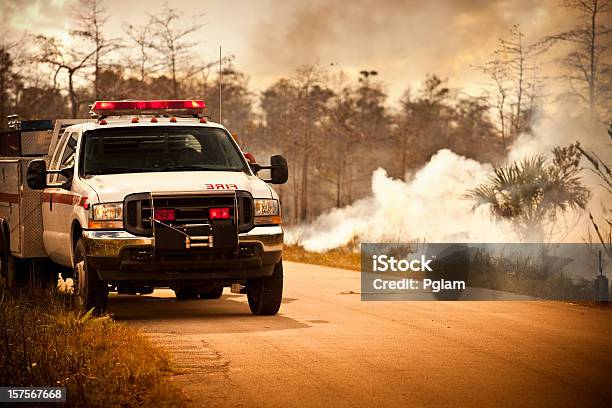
[{"left": 1, "top": 0, "right": 578, "bottom": 103}]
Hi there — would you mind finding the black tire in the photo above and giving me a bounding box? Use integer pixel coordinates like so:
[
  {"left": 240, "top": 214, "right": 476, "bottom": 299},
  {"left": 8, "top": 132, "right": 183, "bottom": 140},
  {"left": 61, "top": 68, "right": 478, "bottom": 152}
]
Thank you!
[
  {"left": 73, "top": 238, "right": 108, "bottom": 314},
  {"left": 0, "top": 219, "right": 56, "bottom": 290},
  {"left": 0, "top": 219, "right": 21, "bottom": 289},
  {"left": 247, "top": 260, "right": 283, "bottom": 315},
  {"left": 137, "top": 286, "right": 154, "bottom": 295},
  {"left": 1, "top": 254, "right": 28, "bottom": 290},
  {"left": 199, "top": 286, "right": 223, "bottom": 299},
  {"left": 174, "top": 286, "right": 199, "bottom": 300},
  {"left": 3, "top": 253, "right": 24, "bottom": 289}
]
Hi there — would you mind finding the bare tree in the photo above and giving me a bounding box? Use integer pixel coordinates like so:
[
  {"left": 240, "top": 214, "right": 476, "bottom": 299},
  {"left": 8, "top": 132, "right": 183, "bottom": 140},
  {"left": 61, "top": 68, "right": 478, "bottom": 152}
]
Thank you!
[
  {"left": 123, "top": 20, "right": 153, "bottom": 83},
  {"left": 258, "top": 64, "right": 335, "bottom": 222},
  {"left": 396, "top": 75, "right": 453, "bottom": 167},
  {"left": 71, "top": 0, "right": 119, "bottom": 99},
  {"left": 477, "top": 25, "right": 541, "bottom": 140},
  {"left": 294, "top": 65, "right": 331, "bottom": 221},
  {"left": 36, "top": 35, "right": 97, "bottom": 117},
  {"left": 0, "top": 40, "right": 16, "bottom": 127},
  {"left": 322, "top": 83, "right": 364, "bottom": 207},
  {"left": 576, "top": 132, "right": 612, "bottom": 255},
  {"left": 149, "top": 6, "right": 203, "bottom": 98},
  {"left": 541, "top": 0, "right": 611, "bottom": 119},
  {"left": 260, "top": 78, "right": 300, "bottom": 221},
  {"left": 478, "top": 57, "right": 509, "bottom": 140}
]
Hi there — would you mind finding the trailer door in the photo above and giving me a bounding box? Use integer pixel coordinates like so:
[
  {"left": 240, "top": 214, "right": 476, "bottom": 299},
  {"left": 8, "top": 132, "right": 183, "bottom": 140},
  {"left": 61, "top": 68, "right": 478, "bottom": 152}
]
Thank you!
[{"left": 0, "top": 160, "right": 21, "bottom": 254}]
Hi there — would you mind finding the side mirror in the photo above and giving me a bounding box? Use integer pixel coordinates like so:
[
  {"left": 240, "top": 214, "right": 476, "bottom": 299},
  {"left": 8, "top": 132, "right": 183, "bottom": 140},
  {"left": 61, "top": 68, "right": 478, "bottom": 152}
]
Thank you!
[
  {"left": 26, "top": 159, "right": 48, "bottom": 190},
  {"left": 250, "top": 155, "right": 288, "bottom": 184},
  {"left": 26, "top": 160, "right": 73, "bottom": 190},
  {"left": 270, "top": 155, "right": 288, "bottom": 184}
]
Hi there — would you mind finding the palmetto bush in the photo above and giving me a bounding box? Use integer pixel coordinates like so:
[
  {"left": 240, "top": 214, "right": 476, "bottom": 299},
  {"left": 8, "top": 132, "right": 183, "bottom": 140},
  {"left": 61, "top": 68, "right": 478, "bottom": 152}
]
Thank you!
[{"left": 466, "top": 144, "right": 591, "bottom": 240}]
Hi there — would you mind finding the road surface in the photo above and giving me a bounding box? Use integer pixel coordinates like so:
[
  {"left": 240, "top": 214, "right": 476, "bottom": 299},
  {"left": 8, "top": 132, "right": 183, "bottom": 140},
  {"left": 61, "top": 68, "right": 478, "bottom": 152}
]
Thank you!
[{"left": 109, "top": 261, "right": 612, "bottom": 407}]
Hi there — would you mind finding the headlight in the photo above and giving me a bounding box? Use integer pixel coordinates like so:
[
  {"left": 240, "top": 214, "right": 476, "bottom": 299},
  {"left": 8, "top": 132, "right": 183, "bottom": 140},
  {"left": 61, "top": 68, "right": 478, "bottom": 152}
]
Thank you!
[
  {"left": 92, "top": 202, "right": 123, "bottom": 220},
  {"left": 253, "top": 199, "right": 281, "bottom": 225},
  {"left": 89, "top": 202, "right": 123, "bottom": 229},
  {"left": 254, "top": 199, "right": 279, "bottom": 216}
]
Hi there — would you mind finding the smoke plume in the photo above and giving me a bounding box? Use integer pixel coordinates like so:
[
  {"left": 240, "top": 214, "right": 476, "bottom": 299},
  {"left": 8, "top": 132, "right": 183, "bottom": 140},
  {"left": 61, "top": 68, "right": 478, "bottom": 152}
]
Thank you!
[
  {"left": 287, "top": 111, "right": 610, "bottom": 252},
  {"left": 287, "top": 149, "right": 513, "bottom": 252}
]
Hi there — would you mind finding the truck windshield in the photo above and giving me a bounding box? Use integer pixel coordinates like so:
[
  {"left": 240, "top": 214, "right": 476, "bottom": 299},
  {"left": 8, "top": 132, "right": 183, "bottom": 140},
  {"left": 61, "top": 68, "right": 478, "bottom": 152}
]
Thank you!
[{"left": 80, "top": 126, "right": 247, "bottom": 176}]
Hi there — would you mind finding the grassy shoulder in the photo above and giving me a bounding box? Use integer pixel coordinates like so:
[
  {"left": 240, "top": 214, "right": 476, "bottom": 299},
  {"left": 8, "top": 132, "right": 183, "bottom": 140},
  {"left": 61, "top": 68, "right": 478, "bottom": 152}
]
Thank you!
[
  {"left": 283, "top": 245, "right": 361, "bottom": 271},
  {"left": 0, "top": 286, "right": 191, "bottom": 407}
]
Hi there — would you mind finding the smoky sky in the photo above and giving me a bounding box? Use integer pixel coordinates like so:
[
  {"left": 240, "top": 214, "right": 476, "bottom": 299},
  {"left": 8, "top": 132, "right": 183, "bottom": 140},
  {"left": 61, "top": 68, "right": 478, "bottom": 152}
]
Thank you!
[
  {"left": 247, "top": 0, "right": 576, "bottom": 98},
  {"left": 1, "top": 0, "right": 582, "bottom": 101}
]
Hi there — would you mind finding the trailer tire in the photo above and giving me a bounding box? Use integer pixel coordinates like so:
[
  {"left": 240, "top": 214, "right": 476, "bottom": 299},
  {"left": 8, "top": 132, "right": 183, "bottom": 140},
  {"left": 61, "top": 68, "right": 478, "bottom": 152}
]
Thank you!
[
  {"left": 0, "top": 220, "right": 26, "bottom": 290},
  {"left": 2, "top": 253, "right": 23, "bottom": 289},
  {"left": 174, "top": 286, "right": 199, "bottom": 300},
  {"left": 0, "top": 218, "right": 10, "bottom": 287},
  {"left": 247, "top": 260, "right": 283, "bottom": 316},
  {"left": 73, "top": 238, "right": 108, "bottom": 314},
  {"left": 199, "top": 286, "right": 223, "bottom": 299}
]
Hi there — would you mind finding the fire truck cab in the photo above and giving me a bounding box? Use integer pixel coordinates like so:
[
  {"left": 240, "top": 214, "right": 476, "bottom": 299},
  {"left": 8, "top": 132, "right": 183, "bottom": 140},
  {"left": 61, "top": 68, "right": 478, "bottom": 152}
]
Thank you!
[{"left": 0, "top": 100, "right": 288, "bottom": 315}]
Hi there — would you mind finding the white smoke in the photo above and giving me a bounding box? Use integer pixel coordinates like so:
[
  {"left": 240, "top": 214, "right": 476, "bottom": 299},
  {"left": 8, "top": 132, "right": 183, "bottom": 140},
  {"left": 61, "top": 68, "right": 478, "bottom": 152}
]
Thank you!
[
  {"left": 507, "top": 110, "right": 609, "bottom": 162},
  {"left": 287, "top": 149, "right": 518, "bottom": 252},
  {"left": 287, "top": 111, "right": 609, "bottom": 252}
]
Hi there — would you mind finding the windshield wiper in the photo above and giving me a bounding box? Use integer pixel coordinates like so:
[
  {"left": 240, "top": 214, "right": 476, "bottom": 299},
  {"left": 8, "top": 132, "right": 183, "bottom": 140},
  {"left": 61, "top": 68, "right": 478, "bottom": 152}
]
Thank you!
[
  {"left": 87, "top": 165, "right": 243, "bottom": 175},
  {"left": 87, "top": 167, "right": 151, "bottom": 175},
  {"left": 160, "top": 164, "right": 242, "bottom": 172}
]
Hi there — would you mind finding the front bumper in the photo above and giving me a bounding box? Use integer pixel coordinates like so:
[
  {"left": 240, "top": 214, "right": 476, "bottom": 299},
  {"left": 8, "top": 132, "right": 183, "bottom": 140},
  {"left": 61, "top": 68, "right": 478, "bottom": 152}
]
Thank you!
[{"left": 82, "top": 226, "right": 283, "bottom": 281}]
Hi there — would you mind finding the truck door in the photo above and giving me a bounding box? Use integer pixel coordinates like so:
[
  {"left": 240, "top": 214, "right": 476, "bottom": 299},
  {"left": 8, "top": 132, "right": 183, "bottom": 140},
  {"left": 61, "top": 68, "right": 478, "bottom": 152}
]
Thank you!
[{"left": 42, "top": 130, "right": 77, "bottom": 266}]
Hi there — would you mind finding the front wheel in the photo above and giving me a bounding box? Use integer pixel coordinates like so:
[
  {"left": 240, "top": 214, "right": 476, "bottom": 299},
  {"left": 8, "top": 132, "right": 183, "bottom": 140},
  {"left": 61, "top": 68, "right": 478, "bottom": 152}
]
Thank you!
[
  {"left": 247, "top": 260, "right": 283, "bottom": 315},
  {"left": 73, "top": 238, "right": 108, "bottom": 314}
]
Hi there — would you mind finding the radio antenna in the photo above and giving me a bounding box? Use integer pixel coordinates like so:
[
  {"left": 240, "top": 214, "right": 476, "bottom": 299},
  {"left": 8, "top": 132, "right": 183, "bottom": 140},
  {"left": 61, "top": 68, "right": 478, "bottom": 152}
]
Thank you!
[{"left": 219, "top": 45, "right": 222, "bottom": 123}]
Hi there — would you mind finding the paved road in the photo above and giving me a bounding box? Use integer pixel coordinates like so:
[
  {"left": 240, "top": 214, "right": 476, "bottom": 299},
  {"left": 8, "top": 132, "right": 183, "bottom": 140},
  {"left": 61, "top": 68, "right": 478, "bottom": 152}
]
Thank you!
[{"left": 109, "top": 261, "right": 612, "bottom": 407}]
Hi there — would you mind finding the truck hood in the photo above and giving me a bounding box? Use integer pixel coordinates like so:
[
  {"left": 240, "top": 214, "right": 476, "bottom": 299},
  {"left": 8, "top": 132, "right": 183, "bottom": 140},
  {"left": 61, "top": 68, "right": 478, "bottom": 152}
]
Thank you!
[{"left": 83, "top": 171, "right": 274, "bottom": 203}]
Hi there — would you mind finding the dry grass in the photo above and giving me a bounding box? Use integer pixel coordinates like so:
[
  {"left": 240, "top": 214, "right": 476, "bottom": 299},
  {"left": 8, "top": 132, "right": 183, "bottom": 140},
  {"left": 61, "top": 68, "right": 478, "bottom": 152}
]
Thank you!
[
  {"left": 283, "top": 245, "right": 361, "bottom": 271},
  {"left": 283, "top": 245, "right": 600, "bottom": 301},
  {"left": 468, "top": 249, "right": 594, "bottom": 300},
  {"left": 0, "top": 286, "right": 191, "bottom": 407}
]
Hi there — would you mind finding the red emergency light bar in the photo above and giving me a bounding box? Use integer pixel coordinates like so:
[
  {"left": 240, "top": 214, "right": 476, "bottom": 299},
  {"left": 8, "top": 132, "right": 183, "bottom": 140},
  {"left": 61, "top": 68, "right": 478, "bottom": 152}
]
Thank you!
[{"left": 91, "top": 100, "right": 205, "bottom": 117}]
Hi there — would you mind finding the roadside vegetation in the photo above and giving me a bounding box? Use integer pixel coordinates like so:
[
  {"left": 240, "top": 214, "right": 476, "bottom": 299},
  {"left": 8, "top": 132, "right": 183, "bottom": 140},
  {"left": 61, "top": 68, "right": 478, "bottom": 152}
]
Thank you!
[
  {"left": 285, "top": 244, "right": 599, "bottom": 301},
  {"left": 0, "top": 285, "right": 191, "bottom": 407},
  {"left": 283, "top": 245, "right": 361, "bottom": 271},
  {"left": 467, "top": 248, "right": 593, "bottom": 300}
]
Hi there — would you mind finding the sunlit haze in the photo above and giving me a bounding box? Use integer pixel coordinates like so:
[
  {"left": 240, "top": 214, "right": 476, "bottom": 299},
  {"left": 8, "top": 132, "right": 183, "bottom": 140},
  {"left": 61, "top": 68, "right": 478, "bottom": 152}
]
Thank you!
[{"left": 1, "top": 0, "right": 577, "bottom": 103}]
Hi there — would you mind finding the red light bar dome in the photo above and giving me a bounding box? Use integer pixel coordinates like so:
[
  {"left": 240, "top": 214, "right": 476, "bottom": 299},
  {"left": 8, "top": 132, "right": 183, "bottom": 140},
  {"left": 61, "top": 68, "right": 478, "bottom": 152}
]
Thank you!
[{"left": 91, "top": 100, "right": 205, "bottom": 117}]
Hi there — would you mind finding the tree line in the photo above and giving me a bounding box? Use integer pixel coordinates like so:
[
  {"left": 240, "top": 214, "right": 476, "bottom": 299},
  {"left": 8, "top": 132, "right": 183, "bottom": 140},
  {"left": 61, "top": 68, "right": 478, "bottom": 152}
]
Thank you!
[{"left": 0, "top": 0, "right": 609, "bottom": 225}]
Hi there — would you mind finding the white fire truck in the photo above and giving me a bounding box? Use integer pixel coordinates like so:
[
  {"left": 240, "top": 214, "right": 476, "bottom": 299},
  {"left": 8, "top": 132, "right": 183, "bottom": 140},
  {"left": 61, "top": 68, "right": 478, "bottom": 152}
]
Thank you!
[{"left": 0, "top": 100, "right": 288, "bottom": 315}]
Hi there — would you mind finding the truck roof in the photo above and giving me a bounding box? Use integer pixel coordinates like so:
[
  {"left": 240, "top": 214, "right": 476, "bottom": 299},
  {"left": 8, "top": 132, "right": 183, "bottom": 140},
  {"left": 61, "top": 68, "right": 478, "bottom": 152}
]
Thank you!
[{"left": 67, "top": 117, "right": 227, "bottom": 133}]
